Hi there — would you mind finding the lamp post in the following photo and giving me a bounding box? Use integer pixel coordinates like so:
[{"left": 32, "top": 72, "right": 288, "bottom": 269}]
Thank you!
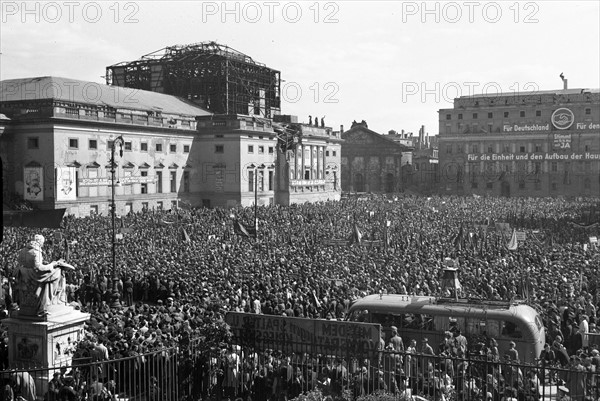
[
  {"left": 110, "top": 135, "right": 125, "bottom": 308},
  {"left": 249, "top": 163, "right": 265, "bottom": 241}
]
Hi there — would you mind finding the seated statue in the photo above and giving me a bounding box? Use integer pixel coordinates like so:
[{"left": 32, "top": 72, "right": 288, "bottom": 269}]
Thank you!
[{"left": 14, "top": 234, "right": 74, "bottom": 318}]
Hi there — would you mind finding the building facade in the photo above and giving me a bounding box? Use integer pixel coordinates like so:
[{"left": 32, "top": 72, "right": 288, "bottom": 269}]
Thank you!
[
  {"left": 341, "top": 121, "right": 412, "bottom": 193},
  {"left": 438, "top": 88, "right": 600, "bottom": 197},
  {"left": 0, "top": 78, "right": 341, "bottom": 215},
  {"left": 0, "top": 77, "right": 210, "bottom": 217}
]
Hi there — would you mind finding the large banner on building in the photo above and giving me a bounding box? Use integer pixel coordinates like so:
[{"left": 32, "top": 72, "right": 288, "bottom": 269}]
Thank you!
[
  {"left": 23, "top": 167, "right": 43, "bottom": 201},
  {"left": 225, "top": 312, "right": 381, "bottom": 357},
  {"left": 56, "top": 167, "right": 76, "bottom": 201}
]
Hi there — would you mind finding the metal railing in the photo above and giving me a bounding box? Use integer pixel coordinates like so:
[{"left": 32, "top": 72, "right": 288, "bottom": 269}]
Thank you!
[{"left": 2, "top": 337, "right": 598, "bottom": 401}]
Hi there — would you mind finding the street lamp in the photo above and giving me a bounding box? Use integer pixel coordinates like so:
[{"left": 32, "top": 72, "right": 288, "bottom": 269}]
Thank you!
[
  {"left": 249, "top": 163, "right": 265, "bottom": 241},
  {"left": 109, "top": 135, "right": 125, "bottom": 308}
]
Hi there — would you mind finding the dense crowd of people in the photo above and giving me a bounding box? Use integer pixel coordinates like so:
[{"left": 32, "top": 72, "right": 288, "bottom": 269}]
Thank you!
[{"left": 1, "top": 195, "right": 599, "bottom": 400}]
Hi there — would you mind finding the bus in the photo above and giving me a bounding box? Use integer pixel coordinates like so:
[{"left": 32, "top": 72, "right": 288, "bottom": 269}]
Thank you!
[{"left": 346, "top": 294, "right": 545, "bottom": 364}]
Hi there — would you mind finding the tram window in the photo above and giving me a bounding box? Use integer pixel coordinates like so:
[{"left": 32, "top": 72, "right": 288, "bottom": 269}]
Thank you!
[
  {"left": 501, "top": 321, "right": 523, "bottom": 338},
  {"left": 349, "top": 309, "right": 370, "bottom": 323},
  {"left": 487, "top": 320, "right": 501, "bottom": 338},
  {"left": 406, "top": 314, "right": 434, "bottom": 330},
  {"left": 466, "top": 319, "right": 488, "bottom": 336}
]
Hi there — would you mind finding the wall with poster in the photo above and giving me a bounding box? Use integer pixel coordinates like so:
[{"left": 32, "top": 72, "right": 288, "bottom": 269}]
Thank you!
[
  {"left": 56, "top": 167, "right": 77, "bottom": 201},
  {"left": 23, "top": 167, "right": 44, "bottom": 201}
]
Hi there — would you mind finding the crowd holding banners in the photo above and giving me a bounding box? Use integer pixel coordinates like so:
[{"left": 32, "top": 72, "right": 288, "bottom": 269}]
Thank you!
[{"left": 0, "top": 195, "right": 599, "bottom": 400}]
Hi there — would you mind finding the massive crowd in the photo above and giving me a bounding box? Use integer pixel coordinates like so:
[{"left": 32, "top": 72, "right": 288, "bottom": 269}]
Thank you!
[{"left": 1, "top": 195, "right": 599, "bottom": 400}]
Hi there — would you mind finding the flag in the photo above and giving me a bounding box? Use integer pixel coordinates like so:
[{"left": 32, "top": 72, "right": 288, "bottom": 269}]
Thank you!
[
  {"left": 234, "top": 220, "right": 255, "bottom": 238},
  {"left": 348, "top": 223, "right": 363, "bottom": 246},
  {"left": 506, "top": 229, "right": 518, "bottom": 251},
  {"left": 181, "top": 227, "right": 190, "bottom": 243},
  {"left": 453, "top": 224, "right": 465, "bottom": 250}
]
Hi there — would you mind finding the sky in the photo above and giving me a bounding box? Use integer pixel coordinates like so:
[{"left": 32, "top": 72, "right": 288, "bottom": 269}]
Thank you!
[{"left": 1, "top": 1, "right": 599, "bottom": 136}]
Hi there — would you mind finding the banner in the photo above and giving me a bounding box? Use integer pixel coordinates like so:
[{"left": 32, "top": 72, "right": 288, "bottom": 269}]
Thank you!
[
  {"left": 225, "top": 312, "right": 381, "bottom": 357},
  {"left": 23, "top": 167, "right": 43, "bottom": 201},
  {"left": 56, "top": 167, "right": 76, "bottom": 201},
  {"left": 516, "top": 231, "right": 527, "bottom": 242},
  {"left": 590, "top": 237, "right": 598, "bottom": 244}
]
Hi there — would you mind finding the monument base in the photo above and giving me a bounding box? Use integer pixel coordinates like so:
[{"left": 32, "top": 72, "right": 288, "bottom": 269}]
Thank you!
[{"left": 3, "top": 309, "right": 90, "bottom": 399}]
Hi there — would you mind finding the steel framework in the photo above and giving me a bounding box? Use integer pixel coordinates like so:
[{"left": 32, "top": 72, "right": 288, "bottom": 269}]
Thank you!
[{"left": 106, "top": 42, "right": 281, "bottom": 117}]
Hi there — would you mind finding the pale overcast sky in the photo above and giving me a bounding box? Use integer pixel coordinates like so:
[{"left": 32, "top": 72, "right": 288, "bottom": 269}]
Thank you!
[{"left": 1, "top": 1, "right": 599, "bottom": 136}]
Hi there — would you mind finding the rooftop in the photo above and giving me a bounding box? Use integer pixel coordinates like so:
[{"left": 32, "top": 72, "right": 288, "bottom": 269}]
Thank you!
[{"left": 0, "top": 76, "right": 211, "bottom": 117}]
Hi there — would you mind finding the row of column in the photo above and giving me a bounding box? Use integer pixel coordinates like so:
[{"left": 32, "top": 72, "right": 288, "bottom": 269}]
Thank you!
[{"left": 293, "top": 144, "right": 326, "bottom": 180}]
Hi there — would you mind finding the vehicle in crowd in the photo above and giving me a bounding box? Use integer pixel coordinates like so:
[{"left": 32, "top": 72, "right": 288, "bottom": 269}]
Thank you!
[{"left": 346, "top": 267, "right": 546, "bottom": 364}]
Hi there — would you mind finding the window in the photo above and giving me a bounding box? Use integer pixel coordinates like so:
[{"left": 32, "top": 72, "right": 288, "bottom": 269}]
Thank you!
[
  {"left": 488, "top": 112, "right": 493, "bottom": 118},
  {"left": 487, "top": 145, "right": 493, "bottom": 154},
  {"left": 268, "top": 146, "right": 274, "bottom": 154},
  {"left": 520, "top": 111, "right": 525, "bottom": 117},
  {"left": 519, "top": 181, "right": 525, "bottom": 190},
  {"left": 534, "top": 144, "right": 542, "bottom": 152},
  {"left": 248, "top": 145, "right": 254, "bottom": 153},
  {"left": 519, "top": 146, "right": 526, "bottom": 153},
  {"left": 332, "top": 151, "right": 337, "bottom": 156},
  {"left": 551, "top": 182, "right": 557, "bottom": 191},
  {"left": 170, "top": 171, "right": 177, "bottom": 192},
  {"left": 248, "top": 170, "right": 254, "bottom": 192},
  {"left": 27, "top": 137, "right": 39, "bottom": 149},
  {"left": 124, "top": 141, "right": 132, "bottom": 151},
  {"left": 142, "top": 202, "right": 148, "bottom": 211},
  {"left": 170, "top": 144, "right": 176, "bottom": 153},
  {"left": 69, "top": 138, "right": 78, "bottom": 149},
  {"left": 503, "top": 144, "right": 510, "bottom": 153},
  {"left": 156, "top": 143, "right": 163, "bottom": 152},
  {"left": 504, "top": 111, "right": 509, "bottom": 118},
  {"left": 473, "top": 113, "right": 478, "bottom": 119},
  {"left": 141, "top": 142, "right": 148, "bottom": 152},
  {"left": 89, "top": 139, "right": 97, "bottom": 150},
  {"left": 141, "top": 183, "right": 148, "bottom": 194},
  {"left": 183, "top": 145, "right": 190, "bottom": 153},
  {"left": 534, "top": 181, "right": 541, "bottom": 190},
  {"left": 585, "top": 108, "right": 591, "bottom": 115},
  {"left": 215, "top": 134, "right": 224, "bottom": 138},
  {"left": 157, "top": 201, "right": 163, "bottom": 210},
  {"left": 90, "top": 205, "right": 98, "bottom": 215},
  {"left": 536, "top": 110, "right": 541, "bottom": 117},
  {"left": 584, "top": 178, "right": 591, "bottom": 189},
  {"left": 183, "top": 171, "right": 190, "bottom": 193},
  {"left": 141, "top": 170, "right": 148, "bottom": 178},
  {"left": 258, "top": 146, "right": 264, "bottom": 154},
  {"left": 326, "top": 150, "right": 330, "bottom": 157},
  {"left": 585, "top": 144, "right": 590, "bottom": 152},
  {"left": 156, "top": 171, "right": 163, "bottom": 193},
  {"left": 446, "top": 114, "right": 451, "bottom": 120},
  {"left": 471, "top": 181, "right": 478, "bottom": 189},
  {"left": 215, "top": 145, "right": 224, "bottom": 153},
  {"left": 471, "top": 145, "right": 478, "bottom": 153},
  {"left": 551, "top": 162, "right": 558, "bottom": 172},
  {"left": 458, "top": 113, "right": 463, "bottom": 120},
  {"left": 268, "top": 170, "right": 273, "bottom": 191},
  {"left": 446, "top": 145, "right": 453, "bottom": 154}
]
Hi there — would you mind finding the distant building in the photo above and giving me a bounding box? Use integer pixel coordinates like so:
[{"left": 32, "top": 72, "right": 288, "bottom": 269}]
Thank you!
[
  {"left": 0, "top": 76, "right": 210, "bottom": 217},
  {"left": 438, "top": 86, "right": 600, "bottom": 197},
  {"left": 193, "top": 114, "right": 342, "bottom": 208},
  {"left": 341, "top": 121, "right": 412, "bottom": 193},
  {"left": 0, "top": 79, "right": 340, "bottom": 216},
  {"left": 388, "top": 125, "right": 439, "bottom": 194},
  {"left": 106, "top": 41, "right": 281, "bottom": 118}
]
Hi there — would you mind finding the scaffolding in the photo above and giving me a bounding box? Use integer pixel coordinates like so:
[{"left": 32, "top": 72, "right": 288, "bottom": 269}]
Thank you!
[{"left": 106, "top": 41, "right": 281, "bottom": 118}]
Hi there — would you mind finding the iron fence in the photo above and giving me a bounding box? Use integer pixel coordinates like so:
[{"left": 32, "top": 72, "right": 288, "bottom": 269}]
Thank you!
[{"left": 1, "top": 337, "right": 598, "bottom": 401}]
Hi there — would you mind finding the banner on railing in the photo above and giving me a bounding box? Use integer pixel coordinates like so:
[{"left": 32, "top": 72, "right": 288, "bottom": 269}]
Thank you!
[{"left": 225, "top": 312, "right": 381, "bottom": 357}]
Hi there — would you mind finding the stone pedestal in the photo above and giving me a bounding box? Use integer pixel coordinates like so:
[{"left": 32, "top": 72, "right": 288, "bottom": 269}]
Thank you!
[{"left": 3, "top": 307, "right": 90, "bottom": 399}]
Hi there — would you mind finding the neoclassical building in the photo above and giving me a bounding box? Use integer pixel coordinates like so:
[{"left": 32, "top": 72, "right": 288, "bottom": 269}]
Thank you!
[{"left": 341, "top": 121, "right": 412, "bottom": 193}]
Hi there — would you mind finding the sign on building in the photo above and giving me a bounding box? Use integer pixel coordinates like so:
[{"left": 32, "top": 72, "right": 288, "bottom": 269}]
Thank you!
[
  {"left": 23, "top": 167, "right": 43, "bottom": 201},
  {"left": 225, "top": 312, "right": 381, "bottom": 357},
  {"left": 56, "top": 167, "right": 77, "bottom": 201}
]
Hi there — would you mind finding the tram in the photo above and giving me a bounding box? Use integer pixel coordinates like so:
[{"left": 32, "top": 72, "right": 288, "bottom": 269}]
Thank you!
[{"left": 346, "top": 267, "right": 545, "bottom": 364}]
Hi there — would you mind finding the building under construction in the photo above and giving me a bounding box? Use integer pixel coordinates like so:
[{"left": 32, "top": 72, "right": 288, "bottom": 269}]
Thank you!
[{"left": 106, "top": 42, "right": 281, "bottom": 118}]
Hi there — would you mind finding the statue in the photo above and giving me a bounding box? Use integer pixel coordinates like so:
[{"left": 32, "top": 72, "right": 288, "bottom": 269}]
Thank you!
[
  {"left": 14, "top": 234, "right": 74, "bottom": 317},
  {"left": 308, "top": 115, "right": 312, "bottom": 125}
]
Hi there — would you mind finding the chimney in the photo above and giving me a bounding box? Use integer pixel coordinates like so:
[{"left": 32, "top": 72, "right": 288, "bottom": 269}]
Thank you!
[
  {"left": 563, "top": 79, "right": 568, "bottom": 90},
  {"left": 340, "top": 125, "right": 344, "bottom": 134}
]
